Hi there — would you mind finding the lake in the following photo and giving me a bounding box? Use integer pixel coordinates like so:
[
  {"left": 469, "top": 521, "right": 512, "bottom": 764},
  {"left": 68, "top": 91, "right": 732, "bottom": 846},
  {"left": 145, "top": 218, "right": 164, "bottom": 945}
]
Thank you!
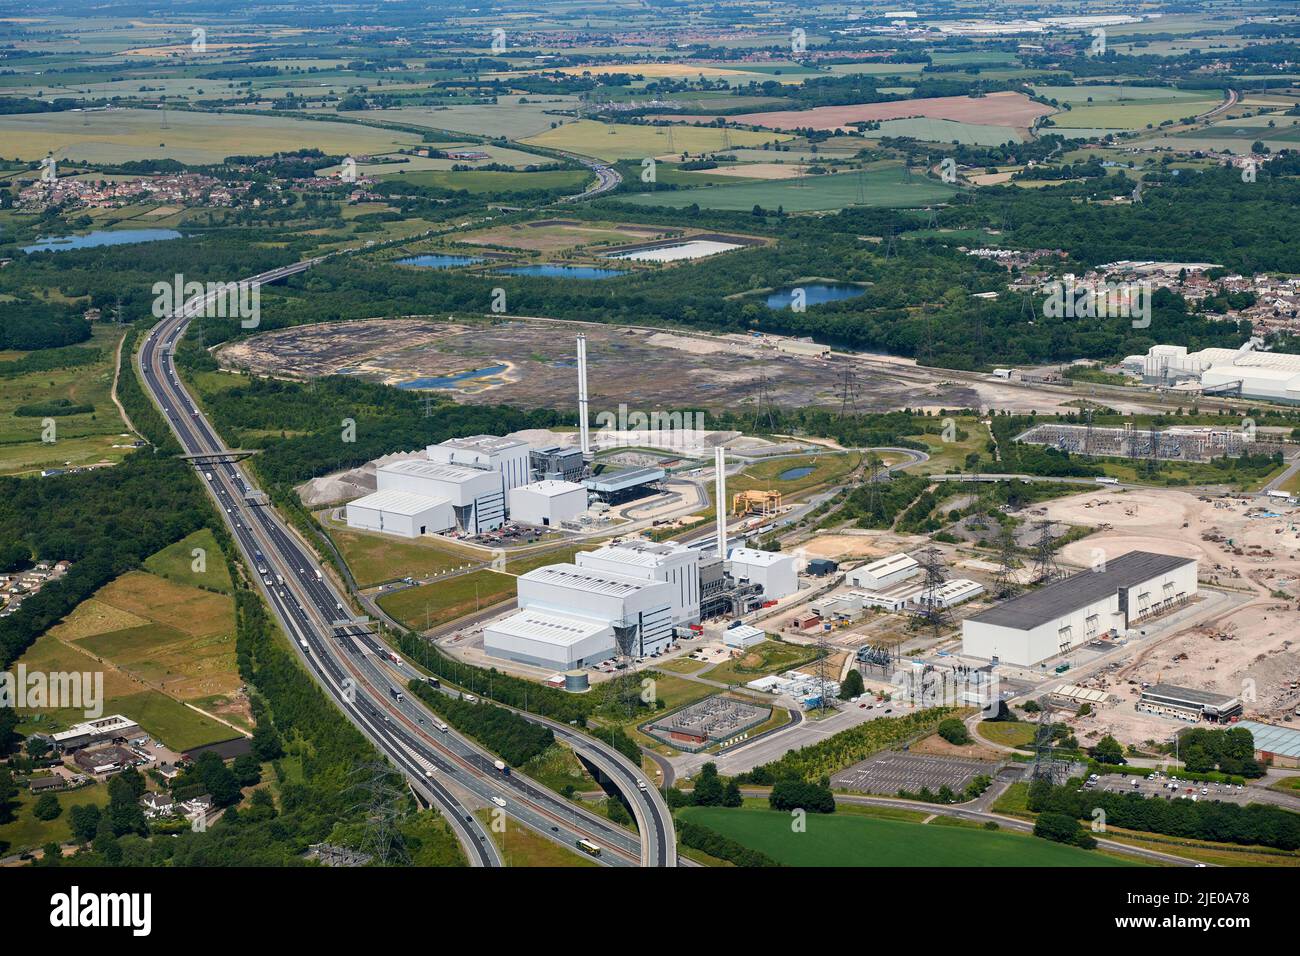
[
  {"left": 496, "top": 265, "right": 626, "bottom": 280},
  {"left": 397, "top": 365, "right": 507, "bottom": 389},
  {"left": 778, "top": 465, "right": 816, "bottom": 481},
  {"left": 765, "top": 283, "right": 864, "bottom": 310},
  {"left": 22, "top": 228, "right": 183, "bottom": 253},
  {"left": 396, "top": 254, "right": 484, "bottom": 269}
]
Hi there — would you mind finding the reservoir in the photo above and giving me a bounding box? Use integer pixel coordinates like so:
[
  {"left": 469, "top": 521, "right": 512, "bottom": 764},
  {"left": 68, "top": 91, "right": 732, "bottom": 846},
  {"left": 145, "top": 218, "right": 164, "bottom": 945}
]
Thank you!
[
  {"left": 22, "top": 228, "right": 183, "bottom": 253},
  {"left": 765, "top": 283, "right": 864, "bottom": 310}
]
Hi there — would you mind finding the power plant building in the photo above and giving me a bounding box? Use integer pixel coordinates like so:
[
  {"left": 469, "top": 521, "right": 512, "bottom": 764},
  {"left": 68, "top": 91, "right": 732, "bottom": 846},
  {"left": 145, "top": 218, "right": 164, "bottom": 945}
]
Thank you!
[
  {"left": 484, "top": 562, "right": 675, "bottom": 669},
  {"left": 576, "top": 540, "right": 701, "bottom": 626},
  {"left": 374, "top": 459, "right": 505, "bottom": 534},
  {"left": 962, "top": 551, "right": 1197, "bottom": 667},
  {"left": 508, "top": 480, "right": 588, "bottom": 527},
  {"left": 426, "top": 434, "right": 533, "bottom": 496},
  {"left": 727, "top": 547, "right": 799, "bottom": 600}
]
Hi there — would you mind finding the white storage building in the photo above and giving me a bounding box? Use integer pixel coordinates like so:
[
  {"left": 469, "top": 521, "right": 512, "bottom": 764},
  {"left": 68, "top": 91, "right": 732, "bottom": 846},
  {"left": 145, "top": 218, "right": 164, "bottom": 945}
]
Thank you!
[
  {"left": 508, "top": 480, "right": 588, "bottom": 527},
  {"left": 576, "top": 539, "right": 701, "bottom": 626},
  {"left": 914, "top": 578, "right": 984, "bottom": 609},
  {"left": 723, "top": 623, "right": 766, "bottom": 649},
  {"left": 848, "top": 553, "right": 920, "bottom": 591},
  {"left": 962, "top": 551, "right": 1197, "bottom": 667},
  {"left": 376, "top": 459, "right": 504, "bottom": 534},
  {"left": 483, "top": 609, "right": 615, "bottom": 670},
  {"left": 345, "top": 489, "right": 454, "bottom": 538},
  {"left": 727, "top": 547, "right": 799, "bottom": 600}
]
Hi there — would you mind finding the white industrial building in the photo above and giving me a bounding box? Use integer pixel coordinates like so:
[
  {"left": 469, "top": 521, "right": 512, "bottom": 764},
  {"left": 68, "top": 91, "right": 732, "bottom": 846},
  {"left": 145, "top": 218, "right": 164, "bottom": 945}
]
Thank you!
[
  {"left": 915, "top": 578, "right": 984, "bottom": 609},
  {"left": 848, "top": 553, "right": 920, "bottom": 591},
  {"left": 344, "top": 489, "right": 454, "bottom": 538},
  {"left": 576, "top": 540, "right": 701, "bottom": 626},
  {"left": 1124, "top": 342, "right": 1300, "bottom": 404},
  {"left": 508, "top": 480, "right": 587, "bottom": 527},
  {"left": 962, "top": 551, "right": 1197, "bottom": 667},
  {"left": 484, "top": 562, "right": 675, "bottom": 669},
  {"left": 482, "top": 609, "right": 614, "bottom": 670},
  {"left": 375, "top": 459, "right": 504, "bottom": 534},
  {"left": 727, "top": 547, "right": 799, "bottom": 600},
  {"left": 427, "top": 434, "right": 533, "bottom": 495},
  {"left": 723, "top": 623, "right": 766, "bottom": 649}
]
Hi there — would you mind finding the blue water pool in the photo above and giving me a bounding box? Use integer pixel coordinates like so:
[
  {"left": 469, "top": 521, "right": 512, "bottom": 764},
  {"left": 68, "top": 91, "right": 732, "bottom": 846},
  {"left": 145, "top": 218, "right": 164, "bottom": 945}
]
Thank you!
[
  {"left": 765, "top": 283, "right": 864, "bottom": 310},
  {"left": 22, "top": 228, "right": 183, "bottom": 253}
]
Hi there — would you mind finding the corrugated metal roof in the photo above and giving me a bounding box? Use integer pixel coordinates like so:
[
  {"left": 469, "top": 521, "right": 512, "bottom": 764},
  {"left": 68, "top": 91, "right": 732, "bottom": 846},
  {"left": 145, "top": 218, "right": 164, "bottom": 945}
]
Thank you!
[
  {"left": 520, "top": 562, "right": 659, "bottom": 597},
  {"left": 583, "top": 467, "right": 664, "bottom": 492},
  {"left": 488, "top": 609, "right": 610, "bottom": 647},
  {"left": 1236, "top": 720, "right": 1300, "bottom": 759},
  {"left": 380, "top": 459, "right": 489, "bottom": 483},
  {"left": 348, "top": 489, "right": 449, "bottom": 515},
  {"left": 967, "top": 551, "right": 1195, "bottom": 631}
]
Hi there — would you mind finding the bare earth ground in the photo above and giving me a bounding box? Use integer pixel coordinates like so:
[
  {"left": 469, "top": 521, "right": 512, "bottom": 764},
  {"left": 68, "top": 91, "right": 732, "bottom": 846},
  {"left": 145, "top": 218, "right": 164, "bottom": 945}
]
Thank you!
[
  {"left": 216, "top": 317, "right": 985, "bottom": 413},
  {"left": 1042, "top": 488, "right": 1300, "bottom": 745},
  {"left": 730, "top": 91, "right": 1055, "bottom": 133}
]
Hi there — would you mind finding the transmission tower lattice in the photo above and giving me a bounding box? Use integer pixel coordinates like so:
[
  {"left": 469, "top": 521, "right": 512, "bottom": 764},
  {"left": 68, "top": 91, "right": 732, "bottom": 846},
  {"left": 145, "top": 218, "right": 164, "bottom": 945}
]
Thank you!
[
  {"left": 837, "top": 368, "right": 860, "bottom": 419},
  {"left": 1030, "top": 520, "right": 1062, "bottom": 585},
  {"left": 992, "top": 525, "right": 1021, "bottom": 599},
  {"left": 1030, "top": 702, "right": 1069, "bottom": 784},
  {"left": 348, "top": 762, "right": 411, "bottom": 867},
  {"left": 910, "top": 546, "right": 954, "bottom": 636}
]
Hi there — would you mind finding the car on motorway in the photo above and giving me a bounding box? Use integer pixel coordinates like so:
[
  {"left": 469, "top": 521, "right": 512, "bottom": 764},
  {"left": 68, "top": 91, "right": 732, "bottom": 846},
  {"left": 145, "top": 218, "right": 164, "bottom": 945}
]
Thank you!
[{"left": 491, "top": 796, "right": 507, "bottom": 808}]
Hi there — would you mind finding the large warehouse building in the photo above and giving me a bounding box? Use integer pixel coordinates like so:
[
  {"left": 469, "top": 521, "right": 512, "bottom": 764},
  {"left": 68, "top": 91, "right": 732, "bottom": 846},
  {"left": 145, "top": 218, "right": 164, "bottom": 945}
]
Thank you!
[
  {"left": 962, "top": 551, "right": 1197, "bottom": 666},
  {"left": 484, "top": 562, "right": 675, "bottom": 669},
  {"left": 848, "top": 552, "right": 920, "bottom": 591},
  {"left": 343, "top": 489, "right": 454, "bottom": 538},
  {"left": 727, "top": 546, "right": 799, "bottom": 600},
  {"left": 427, "top": 434, "right": 532, "bottom": 496}
]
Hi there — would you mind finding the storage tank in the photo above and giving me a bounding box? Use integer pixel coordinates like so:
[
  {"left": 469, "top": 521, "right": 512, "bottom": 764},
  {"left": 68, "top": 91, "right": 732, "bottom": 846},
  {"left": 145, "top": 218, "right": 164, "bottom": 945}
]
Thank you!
[{"left": 563, "top": 670, "right": 590, "bottom": 693}]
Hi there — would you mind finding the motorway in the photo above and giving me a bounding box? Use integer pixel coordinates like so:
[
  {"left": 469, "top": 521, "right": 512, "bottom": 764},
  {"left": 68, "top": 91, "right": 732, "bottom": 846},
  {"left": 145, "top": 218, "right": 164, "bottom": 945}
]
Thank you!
[{"left": 137, "top": 257, "right": 674, "bottom": 867}]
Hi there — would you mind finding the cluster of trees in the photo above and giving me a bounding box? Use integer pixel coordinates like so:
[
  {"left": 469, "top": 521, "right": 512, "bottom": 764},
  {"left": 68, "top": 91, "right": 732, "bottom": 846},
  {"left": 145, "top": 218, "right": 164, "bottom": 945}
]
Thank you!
[
  {"left": 1027, "top": 777, "right": 1300, "bottom": 850},
  {"left": 769, "top": 779, "right": 835, "bottom": 814},
  {"left": 1033, "top": 810, "right": 1097, "bottom": 850},
  {"left": 937, "top": 718, "right": 971, "bottom": 746},
  {"left": 899, "top": 773, "right": 991, "bottom": 805},
  {"left": 0, "top": 301, "right": 91, "bottom": 351},
  {"left": 408, "top": 680, "right": 554, "bottom": 766},
  {"left": 667, "top": 762, "right": 741, "bottom": 809},
  {"left": 1178, "top": 727, "right": 1264, "bottom": 778}
]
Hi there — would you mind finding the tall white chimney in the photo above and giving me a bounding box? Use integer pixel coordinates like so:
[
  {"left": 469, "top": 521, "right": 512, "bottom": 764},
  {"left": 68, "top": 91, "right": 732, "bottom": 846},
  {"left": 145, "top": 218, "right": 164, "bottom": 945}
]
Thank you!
[
  {"left": 714, "top": 446, "right": 727, "bottom": 560},
  {"left": 577, "top": 334, "right": 590, "bottom": 458}
]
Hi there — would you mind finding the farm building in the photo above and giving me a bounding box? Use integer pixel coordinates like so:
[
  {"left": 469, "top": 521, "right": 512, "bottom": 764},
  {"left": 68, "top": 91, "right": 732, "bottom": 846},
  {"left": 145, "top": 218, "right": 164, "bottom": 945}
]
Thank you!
[
  {"left": 962, "top": 551, "right": 1197, "bottom": 667},
  {"left": 51, "top": 715, "right": 140, "bottom": 752}
]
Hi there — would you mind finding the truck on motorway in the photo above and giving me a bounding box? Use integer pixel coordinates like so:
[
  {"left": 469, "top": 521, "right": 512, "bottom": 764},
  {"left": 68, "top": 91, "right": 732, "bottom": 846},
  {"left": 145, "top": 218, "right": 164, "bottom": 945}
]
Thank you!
[
  {"left": 315, "top": 569, "right": 323, "bottom": 580},
  {"left": 493, "top": 759, "right": 510, "bottom": 776},
  {"left": 436, "top": 721, "right": 449, "bottom": 733},
  {"left": 1096, "top": 476, "right": 1120, "bottom": 486},
  {"left": 276, "top": 574, "right": 285, "bottom": 586},
  {"left": 389, "top": 686, "right": 404, "bottom": 702}
]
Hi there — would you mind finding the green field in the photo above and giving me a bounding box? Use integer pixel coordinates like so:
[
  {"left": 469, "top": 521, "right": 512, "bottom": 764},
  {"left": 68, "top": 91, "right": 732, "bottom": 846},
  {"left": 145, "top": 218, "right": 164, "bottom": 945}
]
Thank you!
[
  {"left": 620, "top": 166, "right": 957, "bottom": 212},
  {"left": 0, "top": 325, "right": 134, "bottom": 477},
  {"left": 377, "top": 569, "right": 515, "bottom": 631},
  {"left": 1049, "top": 98, "right": 1220, "bottom": 130},
  {"left": 521, "top": 118, "right": 789, "bottom": 162},
  {"left": 143, "top": 528, "right": 233, "bottom": 593},
  {"left": 678, "top": 806, "right": 1142, "bottom": 867},
  {"left": 324, "top": 518, "right": 483, "bottom": 587},
  {"left": 374, "top": 169, "right": 590, "bottom": 193},
  {"left": 869, "top": 117, "right": 1025, "bottom": 146},
  {"left": 0, "top": 781, "right": 111, "bottom": 856},
  {"left": 703, "top": 640, "right": 818, "bottom": 685},
  {"left": 1033, "top": 85, "right": 1213, "bottom": 106},
  {"left": 977, "top": 720, "right": 1037, "bottom": 749}
]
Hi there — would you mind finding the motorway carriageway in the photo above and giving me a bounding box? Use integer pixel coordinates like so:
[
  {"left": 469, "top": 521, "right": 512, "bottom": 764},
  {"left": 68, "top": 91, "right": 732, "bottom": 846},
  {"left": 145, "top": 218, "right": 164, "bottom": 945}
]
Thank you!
[{"left": 138, "top": 258, "right": 672, "bottom": 867}]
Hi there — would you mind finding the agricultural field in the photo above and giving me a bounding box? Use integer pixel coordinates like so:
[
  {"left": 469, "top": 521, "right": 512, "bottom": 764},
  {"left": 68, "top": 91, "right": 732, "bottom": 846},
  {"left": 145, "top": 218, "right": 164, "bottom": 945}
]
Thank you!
[
  {"left": 520, "top": 119, "right": 789, "bottom": 161},
  {"left": 0, "top": 325, "right": 135, "bottom": 477},
  {"left": 143, "top": 528, "right": 234, "bottom": 593},
  {"left": 1047, "top": 97, "right": 1222, "bottom": 131},
  {"left": 0, "top": 108, "right": 423, "bottom": 164},
  {"left": 362, "top": 100, "right": 584, "bottom": 140},
  {"left": 12, "top": 547, "right": 246, "bottom": 749},
  {"left": 453, "top": 219, "right": 676, "bottom": 254},
  {"left": 377, "top": 569, "right": 516, "bottom": 632},
  {"left": 677, "top": 806, "right": 1140, "bottom": 867},
  {"left": 371, "top": 169, "right": 590, "bottom": 194},
  {"left": 729, "top": 91, "right": 1054, "bottom": 134},
  {"left": 867, "top": 117, "right": 1027, "bottom": 146},
  {"left": 620, "top": 165, "right": 957, "bottom": 212}
]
